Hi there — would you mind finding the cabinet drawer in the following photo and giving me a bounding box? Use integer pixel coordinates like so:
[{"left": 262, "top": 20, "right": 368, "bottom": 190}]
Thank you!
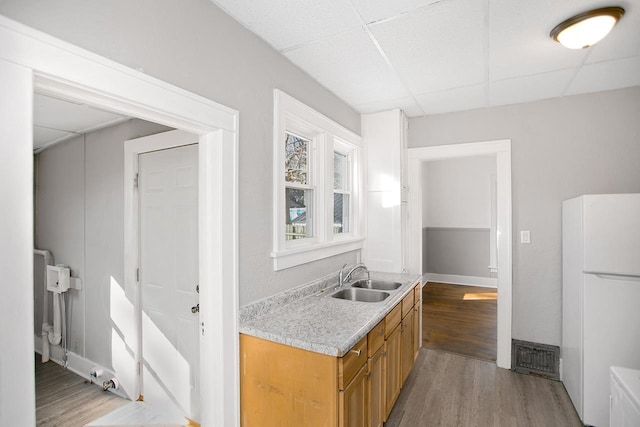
[
  {"left": 385, "top": 304, "right": 402, "bottom": 338},
  {"left": 402, "top": 292, "right": 414, "bottom": 318},
  {"left": 339, "top": 336, "right": 367, "bottom": 390},
  {"left": 414, "top": 283, "right": 422, "bottom": 304},
  {"left": 368, "top": 319, "right": 385, "bottom": 357}
]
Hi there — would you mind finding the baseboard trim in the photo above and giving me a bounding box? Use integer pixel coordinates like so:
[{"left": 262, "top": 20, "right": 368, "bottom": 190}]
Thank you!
[
  {"left": 423, "top": 273, "right": 497, "bottom": 288},
  {"left": 34, "top": 334, "right": 129, "bottom": 399}
]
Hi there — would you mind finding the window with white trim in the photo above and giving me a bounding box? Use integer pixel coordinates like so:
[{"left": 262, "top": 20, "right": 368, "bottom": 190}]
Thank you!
[{"left": 272, "top": 90, "right": 363, "bottom": 270}]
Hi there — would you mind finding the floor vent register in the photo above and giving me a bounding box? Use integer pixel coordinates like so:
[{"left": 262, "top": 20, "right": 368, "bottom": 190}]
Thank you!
[{"left": 511, "top": 339, "right": 560, "bottom": 380}]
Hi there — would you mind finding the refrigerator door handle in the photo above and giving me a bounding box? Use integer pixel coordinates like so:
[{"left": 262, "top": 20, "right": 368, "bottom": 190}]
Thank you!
[{"left": 592, "top": 273, "right": 640, "bottom": 282}]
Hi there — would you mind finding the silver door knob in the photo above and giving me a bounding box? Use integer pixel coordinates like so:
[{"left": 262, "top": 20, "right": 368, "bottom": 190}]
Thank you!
[{"left": 191, "top": 304, "right": 199, "bottom": 313}]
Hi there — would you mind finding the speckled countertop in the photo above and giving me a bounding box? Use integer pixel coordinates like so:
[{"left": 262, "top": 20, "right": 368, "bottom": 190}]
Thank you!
[{"left": 239, "top": 271, "right": 421, "bottom": 357}]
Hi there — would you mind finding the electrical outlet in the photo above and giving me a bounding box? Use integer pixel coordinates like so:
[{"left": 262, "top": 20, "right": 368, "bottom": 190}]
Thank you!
[{"left": 520, "top": 230, "right": 531, "bottom": 244}]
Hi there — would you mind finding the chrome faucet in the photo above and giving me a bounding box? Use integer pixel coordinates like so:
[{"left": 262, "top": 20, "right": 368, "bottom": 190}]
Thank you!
[{"left": 338, "top": 263, "right": 370, "bottom": 287}]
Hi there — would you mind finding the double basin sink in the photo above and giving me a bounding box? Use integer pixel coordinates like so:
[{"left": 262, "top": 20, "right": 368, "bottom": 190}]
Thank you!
[{"left": 327, "top": 279, "right": 402, "bottom": 303}]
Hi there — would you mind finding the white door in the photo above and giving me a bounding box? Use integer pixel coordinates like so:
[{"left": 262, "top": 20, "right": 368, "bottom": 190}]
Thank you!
[{"left": 139, "top": 144, "right": 200, "bottom": 421}]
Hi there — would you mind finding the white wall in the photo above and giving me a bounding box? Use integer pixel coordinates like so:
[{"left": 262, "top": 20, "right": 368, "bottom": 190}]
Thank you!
[
  {"left": 423, "top": 156, "right": 496, "bottom": 228},
  {"left": 0, "top": 0, "right": 361, "bottom": 307},
  {"left": 35, "top": 119, "right": 171, "bottom": 369},
  {"left": 0, "top": 59, "right": 35, "bottom": 426},
  {"left": 409, "top": 87, "right": 640, "bottom": 346}
]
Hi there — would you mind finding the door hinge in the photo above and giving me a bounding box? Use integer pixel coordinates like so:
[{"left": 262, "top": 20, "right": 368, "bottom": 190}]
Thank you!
[
  {"left": 138, "top": 361, "right": 141, "bottom": 376},
  {"left": 134, "top": 173, "right": 139, "bottom": 188},
  {"left": 136, "top": 268, "right": 139, "bottom": 283}
]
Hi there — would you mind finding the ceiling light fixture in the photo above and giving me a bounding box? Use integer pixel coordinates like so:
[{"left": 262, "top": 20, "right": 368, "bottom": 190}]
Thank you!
[{"left": 550, "top": 7, "right": 625, "bottom": 49}]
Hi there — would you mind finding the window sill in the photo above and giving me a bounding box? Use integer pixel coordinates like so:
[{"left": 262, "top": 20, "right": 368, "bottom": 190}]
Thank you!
[{"left": 271, "top": 237, "right": 364, "bottom": 271}]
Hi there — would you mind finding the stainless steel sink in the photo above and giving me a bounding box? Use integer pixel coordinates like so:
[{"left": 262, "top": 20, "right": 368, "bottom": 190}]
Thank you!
[
  {"left": 331, "top": 288, "right": 390, "bottom": 302},
  {"left": 350, "top": 279, "right": 402, "bottom": 291}
]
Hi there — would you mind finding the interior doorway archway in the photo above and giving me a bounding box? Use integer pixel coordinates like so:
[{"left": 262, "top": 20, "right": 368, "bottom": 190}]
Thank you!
[
  {"left": 0, "top": 15, "right": 239, "bottom": 426},
  {"left": 407, "top": 139, "right": 512, "bottom": 369}
]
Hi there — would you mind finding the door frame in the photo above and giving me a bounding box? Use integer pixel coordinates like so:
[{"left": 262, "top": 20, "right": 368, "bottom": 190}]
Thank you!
[
  {"left": 407, "top": 139, "right": 512, "bottom": 369},
  {"left": 0, "top": 15, "right": 239, "bottom": 426},
  {"left": 124, "top": 130, "right": 200, "bottom": 406}
]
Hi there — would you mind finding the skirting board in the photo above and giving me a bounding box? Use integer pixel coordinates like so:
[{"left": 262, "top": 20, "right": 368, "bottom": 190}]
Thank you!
[
  {"left": 34, "top": 334, "right": 128, "bottom": 399},
  {"left": 423, "top": 273, "right": 497, "bottom": 288}
]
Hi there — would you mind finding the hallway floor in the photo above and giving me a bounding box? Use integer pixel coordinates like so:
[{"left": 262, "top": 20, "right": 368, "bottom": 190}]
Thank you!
[
  {"left": 422, "top": 282, "right": 497, "bottom": 361},
  {"left": 35, "top": 356, "right": 128, "bottom": 426}
]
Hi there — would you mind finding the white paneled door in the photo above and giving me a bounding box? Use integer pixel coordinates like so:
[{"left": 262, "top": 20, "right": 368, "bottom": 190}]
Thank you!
[{"left": 139, "top": 144, "right": 200, "bottom": 421}]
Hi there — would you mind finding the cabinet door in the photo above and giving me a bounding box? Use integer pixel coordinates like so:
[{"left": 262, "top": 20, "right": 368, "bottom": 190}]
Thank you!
[
  {"left": 413, "top": 303, "right": 421, "bottom": 361},
  {"left": 368, "top": 348, "right": 385, "bottom": 427},
  {"left": 384, "top": 325, "right": 402, "bottom": 420},
  {"left": 340, "top": 364, "right": 368, "bottom": 427},
  {"left": 401, "top": 308, "right": 414, "bottom": 384}
]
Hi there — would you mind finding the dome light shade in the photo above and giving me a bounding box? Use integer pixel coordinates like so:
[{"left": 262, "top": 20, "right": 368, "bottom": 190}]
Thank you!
[{"left": 550, "top": 7, "right": 625, "bottom": 49}]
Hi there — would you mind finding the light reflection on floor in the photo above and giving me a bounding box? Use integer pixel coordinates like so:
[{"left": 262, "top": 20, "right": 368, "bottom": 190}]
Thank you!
[{"left": 463, "top": 292, "right": 497, "bottom": 301}]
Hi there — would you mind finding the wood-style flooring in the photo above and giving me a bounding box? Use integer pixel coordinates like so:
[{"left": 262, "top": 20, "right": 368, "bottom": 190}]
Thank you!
[
  {"left": 422, "top": 282, "right": 497, "bottom": 361},
  {"left": 387, "top": 349, "right": 581, "bottom": 427},
  {"left": 35, "top": 357, "right": 128, "bottom": 426}
]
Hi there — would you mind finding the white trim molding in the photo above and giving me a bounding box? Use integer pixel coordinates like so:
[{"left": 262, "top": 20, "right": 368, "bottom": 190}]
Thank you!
[
  {"left": 0, "top": 15, "right": 239, "bottom": 426},
  {"left": 408, "top": 139, "right": 512, "bottom": 369},
  {"left": 271, "top": 89, "right": 364, "bottom": 270},
  {"left": 423, "top": 273, "right": 497, "bottom": 288}
]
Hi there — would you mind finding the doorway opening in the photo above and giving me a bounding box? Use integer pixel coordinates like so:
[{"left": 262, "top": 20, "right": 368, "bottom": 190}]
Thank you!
[
  {"left": 407, "top": 140, "right": 512, "bottom": 369},
  {"left": 0, "top": 16, "right": 239, "bottom": 426},
  {"left": 419, "top": 155, "right": 498, "bottom": 361}
]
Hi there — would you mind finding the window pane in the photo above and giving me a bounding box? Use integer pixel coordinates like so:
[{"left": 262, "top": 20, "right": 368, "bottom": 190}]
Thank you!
[
  {"left": 286, "top": 188, "right": 313, "bottom": 240},
  {"left": 285, "top": 133, "right": 309, "bottom": 184},
  {"left": 333, "top": 193, "right": 349, "bottom": 234},
  {"left": 334, "top": 151, "right": 347, "bottom": 190}
]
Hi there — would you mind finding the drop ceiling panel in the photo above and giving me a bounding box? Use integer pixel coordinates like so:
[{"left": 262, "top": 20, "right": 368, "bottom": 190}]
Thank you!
[
  {"left": 34, "top": 94, "right": 125, "bottom": 133},
  {"left": 33, "top": 126, "right": 75, "bottom": 150},
  {"left": 489, "top": 69, "right": 575, "bottom": 107},
  {"left": 353, "top": 96, "right": 424, "bottom": 117},
  {"left": 566, "top": 56, "right": 640, "bottom": 96},
  {"left": 489, "top": 0, "right": 589, "bottom": 81},
  {"left": 350, "top": 0, "right": 441, "bottom": 25},
  {"left": 416, "top": 84, "right": 486, "bottom": 115},
  {"left": 284, "top": 29, "right": 411, "bottom": 106},
  {"left": 212, "top": 0, "right": 361, "bottom": 51},
  {"left": 371, "top": 0, "right": 486, "bottom": 95}
]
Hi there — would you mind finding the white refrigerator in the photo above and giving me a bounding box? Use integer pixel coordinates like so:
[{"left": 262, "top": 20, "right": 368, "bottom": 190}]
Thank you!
[{"left": 562, "top": 193, "right": 640, "bottom": 427}]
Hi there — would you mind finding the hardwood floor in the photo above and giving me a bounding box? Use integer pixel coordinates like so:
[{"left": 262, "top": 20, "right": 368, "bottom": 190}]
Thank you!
[
  {"left": 422, "top": 282, "right": 497, "bottom": 361},
  {"left": 35, "top": 357, "right": 128, "bottom": 426},
  {"left": 386, "top": 349, "right": 581, "bottom": 427}
]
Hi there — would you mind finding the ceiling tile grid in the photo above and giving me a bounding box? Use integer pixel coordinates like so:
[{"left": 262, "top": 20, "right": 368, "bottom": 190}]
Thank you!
[
  {"left": 489, "top": 68, "right": 576, "bottom": 107},
  {"left": 566, "top": 55, "right": 640, "bottom": 96},
  {"left": 33, "top": 94, "right": 128, "bottom": 151},
  {"left": 416, "top": 84, "right": 487, "bottom": 115},
  {"left": 283, "top": 29, "right": 411, "bottom": 106},
  {"left": 370, "top": 0, "right": 487, "bottom": 95},
  {"left": 212, "top": 0, "right": 362, "bottom": 50},
  {"left": 210, "top": 0, "right": 640, "bottom": 117}
]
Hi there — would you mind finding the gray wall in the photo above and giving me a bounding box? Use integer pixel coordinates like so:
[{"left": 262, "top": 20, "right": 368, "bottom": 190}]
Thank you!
[
  {"left": 0, "top": 0, "right": 361, "bottom": 306},
  {"left": 422, "top": 156, "right": 496, "bottom": 278},
  {"left": 409, "top": 87, "right": 640, "bottom": 346},
  {"left": 35, "top": 119, "right": 171, "bottom": 367},
  {"left": 423, "top": 228, "right": 490, "bottom": 277}
]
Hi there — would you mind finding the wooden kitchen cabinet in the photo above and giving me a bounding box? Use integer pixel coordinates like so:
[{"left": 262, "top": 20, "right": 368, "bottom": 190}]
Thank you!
[
  {"left": 340, "top": 364, "right": 368, "bottom": 427},
  {"left": 414, "top": 284, "right": 422, "bottom": 361},
  {"left": 240, "top": 283, "right": 422, "bottom": 427},
  {"left": 240, "top": 334, "right": 338, "bottom": 426},
  {"left": 400, "top": 305, "right": 414, "bottom": 384},
  {"left": 367, "top": 347, "right": 385, "bottom": 427},
  {"left": 384, "top": 323, "right": 402, "bottom": 420}
]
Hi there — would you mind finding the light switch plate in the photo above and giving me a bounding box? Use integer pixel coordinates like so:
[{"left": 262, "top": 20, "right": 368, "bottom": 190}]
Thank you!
[{"left": 520, "top": 230, "right": 531, "bottom": 244}]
